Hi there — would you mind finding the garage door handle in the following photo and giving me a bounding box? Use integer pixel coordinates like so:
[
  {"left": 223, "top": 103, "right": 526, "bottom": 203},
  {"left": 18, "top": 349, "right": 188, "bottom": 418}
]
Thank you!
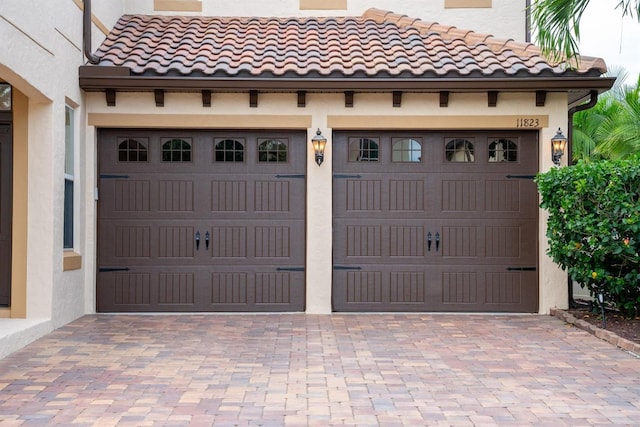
[
  {"left": 205, "top": 231, "right": 210, "bottom": 250},
  {"left": 195, "top": 231, "right": 201, "bottom": 251},
  {"left": 435, "top": 232, "right": 440, "bottom": 252},
  {"left": 427, "top": 232, "right": 432, "bottom": 251}
]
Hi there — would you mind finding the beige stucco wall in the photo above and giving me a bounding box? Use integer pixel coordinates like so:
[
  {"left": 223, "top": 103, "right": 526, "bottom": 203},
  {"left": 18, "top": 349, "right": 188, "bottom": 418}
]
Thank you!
[
  {"left": 0, "top": 0, "right": 123, "bottom": 329},
  {"left": 86, "top": 89, "right": 569, "bottom": 314}
]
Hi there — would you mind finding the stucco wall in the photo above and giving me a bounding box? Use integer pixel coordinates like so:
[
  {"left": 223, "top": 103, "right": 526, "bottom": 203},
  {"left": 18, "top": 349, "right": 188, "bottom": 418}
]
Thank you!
[
  {"left": 85, "top": 89, "right": 569, "bottom": 314},
  {"left": 0, "top": 0, "right": 127, "bottom": 327}
]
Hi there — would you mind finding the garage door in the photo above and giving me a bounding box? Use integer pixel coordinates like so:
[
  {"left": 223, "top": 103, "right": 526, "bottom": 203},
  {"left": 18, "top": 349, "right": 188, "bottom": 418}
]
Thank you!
[
  {"left": 333, "top": 131, "right": 538, "bottom": 312},
  {"left": 97, "top": 130, "right": 306, "bottom": 312}
]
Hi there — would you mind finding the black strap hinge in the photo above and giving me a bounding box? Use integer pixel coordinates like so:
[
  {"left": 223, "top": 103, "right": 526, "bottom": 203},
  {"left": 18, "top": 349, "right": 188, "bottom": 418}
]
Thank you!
[
  {"left": 506, "top": 175, "right": 536, "bottom": 180},
  {"left": 333, "top": 174, "right": 362, "bottom": 179},
  {"left": 333, "top": 265, "right": 362, "bottom": 271},
  {"left": 100, "top": 174, "right": 129, "bottom": 179}
]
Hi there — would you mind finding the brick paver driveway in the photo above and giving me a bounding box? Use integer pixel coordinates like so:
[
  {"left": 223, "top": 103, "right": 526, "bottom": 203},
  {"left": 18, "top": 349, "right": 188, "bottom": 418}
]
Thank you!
[{"left": 0, "top": 314, "right": 639, "bottom": 426}]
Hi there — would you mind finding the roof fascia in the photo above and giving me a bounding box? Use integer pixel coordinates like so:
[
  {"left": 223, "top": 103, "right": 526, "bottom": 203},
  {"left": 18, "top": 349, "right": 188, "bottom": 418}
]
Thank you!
[{"left": 79, "top": 66, "right": 615, "bottom": 94}]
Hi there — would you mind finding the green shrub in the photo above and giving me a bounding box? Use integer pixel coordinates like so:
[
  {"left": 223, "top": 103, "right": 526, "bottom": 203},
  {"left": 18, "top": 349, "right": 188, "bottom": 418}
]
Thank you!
[{"left": 536, "top": 156, "right": 640, "bottom": 316}]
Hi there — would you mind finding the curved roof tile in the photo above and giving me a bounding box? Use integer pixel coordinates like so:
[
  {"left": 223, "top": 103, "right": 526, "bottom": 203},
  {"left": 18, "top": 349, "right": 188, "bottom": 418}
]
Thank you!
[{"left": 94, "top": 8, "right": 607, "bottom": 79}]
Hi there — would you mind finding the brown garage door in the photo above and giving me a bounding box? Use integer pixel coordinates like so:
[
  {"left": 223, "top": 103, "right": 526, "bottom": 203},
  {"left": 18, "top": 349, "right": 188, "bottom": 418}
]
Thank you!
[
  {"left": 97, "top": 129, "right": 306, "bottom": 312},
  {"left": 333, "top": 131, "right": 539, "bottom": 312}
]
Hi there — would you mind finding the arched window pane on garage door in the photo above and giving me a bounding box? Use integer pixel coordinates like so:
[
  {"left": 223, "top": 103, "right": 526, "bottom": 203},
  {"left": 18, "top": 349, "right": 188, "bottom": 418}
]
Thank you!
[
  {"left": 392, "top": 138, "right": 422, "bottom": 162},
  {"left": 258, "top": 139, "right": 287, "bottom": 163},
  {"left": 349, "top": 138, "right": 379, "bottom": 162},
  {"left": 488, "top": 139, "right": 518, "bottom": 162},
  {"left": 162, "top": 138, "right": 192, "bottom": 162},
  {"left": 445, "top": 138, "right": 474, "bottom": 162},
  {"left": 118, "top": 138, "right": 149, "bottom": 162},
  {"left": 215, "top": 139, "right": 244, "bottom": 162}
]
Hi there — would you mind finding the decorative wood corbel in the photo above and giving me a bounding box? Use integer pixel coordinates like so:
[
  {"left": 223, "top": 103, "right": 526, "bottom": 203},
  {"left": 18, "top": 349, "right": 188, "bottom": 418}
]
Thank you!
[
  {"left": 154, "top": 89, "right": 164, "bottom": 107},
  {"left": 202, "top": 90, "right": 212, "bottom": 107},
  {"left": 345, "top": 91, "right": 354, "bottom": 108},
  {"left": 439, "top": 91, "right": 449, "bottom": 108},
  {"left": 105, "top": 89, "right": 116, "bottom": 107},
  {"left": 488, "top": 91, "right": 498, "bottom": 107},
  {"left": 393, "top": 91, "right": 402, "bottom": 108},
  {"left": 297, "top": 91, "right": 306, "bottom": 108}
]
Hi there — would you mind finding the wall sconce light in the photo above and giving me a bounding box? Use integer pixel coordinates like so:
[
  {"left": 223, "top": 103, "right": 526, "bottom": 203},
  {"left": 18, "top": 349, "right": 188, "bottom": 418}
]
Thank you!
[
  {"left": 311, "top": 129, "right": 327, "bottom": 166},
  {"left": 551, "top": 128, "right": 567, "bottom": 166}
]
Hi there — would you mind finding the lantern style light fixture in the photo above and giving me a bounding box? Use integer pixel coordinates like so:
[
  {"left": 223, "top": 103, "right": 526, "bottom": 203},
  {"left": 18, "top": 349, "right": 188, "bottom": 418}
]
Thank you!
[
  {"left": 551, "top": 128, "right": 567, "bottom": 166},
  {"left": 311, "top": 129, "right": 327, "bottom": 166}
]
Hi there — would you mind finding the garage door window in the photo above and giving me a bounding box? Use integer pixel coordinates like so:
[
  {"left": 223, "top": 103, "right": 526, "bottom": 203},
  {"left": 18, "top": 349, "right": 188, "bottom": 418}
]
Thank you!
[
  {"left": 162, "top": 138, "right": 192, "bottom": 162},
  {"left": 392, "top": 138, "right": 422, "bottom": 162},
  {"left": 118, "top": 138, "right": 148, "bottom": 162},
  {"left": 445, "top": 138, "right": 475, "bottom": 162},
  {"left": 215, "top": 138, "right": 244, "bottom": 162},
  {"left": 488, "top": 139, "right": 518, "bottom": 162},
  {"left": 349, "top": 138, "right": 379, "bottom": 162},
  {"left": 258, "top": 139, "right": 287, "bottom": 163}
]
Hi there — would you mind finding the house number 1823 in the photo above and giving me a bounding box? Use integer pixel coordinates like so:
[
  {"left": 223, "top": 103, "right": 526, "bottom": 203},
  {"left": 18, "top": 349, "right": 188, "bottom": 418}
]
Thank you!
[{"left": 516, "top": 118, "right": 540, "bottom": 128}]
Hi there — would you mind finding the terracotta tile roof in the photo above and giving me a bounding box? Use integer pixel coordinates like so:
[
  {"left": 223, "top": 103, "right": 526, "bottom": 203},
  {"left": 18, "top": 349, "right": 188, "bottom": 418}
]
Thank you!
[{"left": 94, "top": 8, "right": 607, "bottom": 79}]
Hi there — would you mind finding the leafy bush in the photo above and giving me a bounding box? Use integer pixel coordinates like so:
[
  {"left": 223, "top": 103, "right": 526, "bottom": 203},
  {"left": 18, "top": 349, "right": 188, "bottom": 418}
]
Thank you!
[{"left": 536, "top": 156, "right": 640, "bottom": 316}]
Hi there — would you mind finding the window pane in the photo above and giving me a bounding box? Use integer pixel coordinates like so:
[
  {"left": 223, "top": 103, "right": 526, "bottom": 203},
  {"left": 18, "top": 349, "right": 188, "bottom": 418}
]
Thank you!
[
  {"left": 65, "top": 106, "right": 74, "bottom": 175},
  {"left": 348, "top": 138, "right": 379, "bottom": 162},
  {"left": 64, "top": 105, "right": 75, "bottom": 249},
  {"left": 488, "top": 139, "right": 518, "bottom": 162},
  {"left": 63, "top": 178, "right": 73, "bottom": 249},
  {"left": 445, "top": 139, "right": 475, "bottom": 162},
  {"left": 162, "top": 138, "right": 192, "bottom": 162},
  {"left": 118, "top": 138, "right": 149, "bottom": 162},
  {"left": 392, "top": 138, "right": 422, "bottom": 162},
  {"left": 258, "top": 139, "right": 287, "bottom": 163},
  {"left": 215, "top": 139, "right": 244, "bottom": 162},
  {"left": 0, "top": 84, "right": 10, "bottom": 111}
]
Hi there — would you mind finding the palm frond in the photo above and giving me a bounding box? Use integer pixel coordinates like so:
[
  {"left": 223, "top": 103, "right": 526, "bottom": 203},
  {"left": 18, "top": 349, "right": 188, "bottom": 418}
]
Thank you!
[{"left": 530, "top": 0, "right": 591, "bottom": 63}]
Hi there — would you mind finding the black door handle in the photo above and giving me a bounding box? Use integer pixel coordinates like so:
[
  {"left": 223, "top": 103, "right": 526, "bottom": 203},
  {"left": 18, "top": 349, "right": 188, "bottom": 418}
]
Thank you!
[
  {"left": 435, "top": 232, "right": 440, "bottom": 252},
  {"left": 195, "top": 231, "right": 201, "bottom": 251},
  {"left": 427, "top": 232, "right": 432, "bottom": 252},
  {"left": 205, "top": 231, "right": 210, "bottom": 250}
]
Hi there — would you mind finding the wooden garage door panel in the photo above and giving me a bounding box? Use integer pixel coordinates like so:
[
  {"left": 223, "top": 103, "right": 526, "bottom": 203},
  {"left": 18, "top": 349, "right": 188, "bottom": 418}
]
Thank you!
[
  {"left": 97, "top": 129, "right": 306, "bottom": 312},
  {"left": 333, "top": 131, "right": 538, "bottom": 312},
  {"left": 334, "top": 219, "right": 536, "bottom": 265},
  {"left": 99, "top": 219, "right": 304, "bottom": 264},
  {"left": 334, "top": 174, "right": 537, "bottom": 219},
  {"left": 332, "top": 265, "right": 537, "bottom": 312},
  {"left": 97, "top": 266, "right": 305, "bottom": 312},
  {"left": 99, "top": 174, "right": 304, "bottom": 220}
]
